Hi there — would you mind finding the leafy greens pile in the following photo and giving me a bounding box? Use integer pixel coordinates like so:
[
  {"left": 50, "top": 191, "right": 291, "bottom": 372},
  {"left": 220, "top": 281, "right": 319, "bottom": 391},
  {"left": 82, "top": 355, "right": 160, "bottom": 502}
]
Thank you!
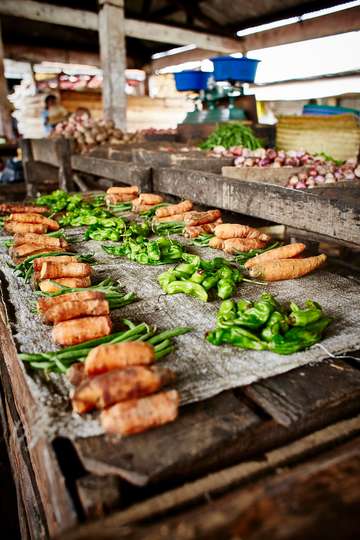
[{"left": 199, "top": 123, "right": 262, "bottom": 151}]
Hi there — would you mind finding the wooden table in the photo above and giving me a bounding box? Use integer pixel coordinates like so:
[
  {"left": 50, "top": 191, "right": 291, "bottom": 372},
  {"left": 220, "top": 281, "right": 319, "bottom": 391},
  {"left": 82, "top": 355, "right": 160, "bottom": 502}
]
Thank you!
[{"left": 1, "top": 178, "right": 360, "bottom": 539}]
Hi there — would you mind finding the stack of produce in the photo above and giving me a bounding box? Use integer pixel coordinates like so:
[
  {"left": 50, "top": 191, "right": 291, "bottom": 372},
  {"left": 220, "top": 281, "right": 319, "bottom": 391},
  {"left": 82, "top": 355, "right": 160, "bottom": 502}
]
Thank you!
[
  {"left": 225, "top": 147, "right": 324, "bottom": 167},
  {"left": 207, "top": 293, "right": 332, "bottom": 354},
  {"left": 152, "top": 203, "right": 223, "bottom": 239},
  {"left": 243, "top": 243, "right": 327, "bottom": 282},
  {"left": 199, "top": 123, "right": 262, "bottom": 151},
  {"left": 52, "top": 115, "right": 125, "bottom": 153},
  {"left": 209, "top": 224, "right": 272, "bottom": 254},
  {"left": 71, "top": 341, "right": 179, "bottom": 436},
  {"left": 286, "top": 159, "right": 360, "bottom": 189},
  {"left": 3, "top": 210, "right": 59, "bottom": 235},
  {"left": 158, "top": 254, "right": 251, "bottom": 302},
  {"left": 132, "top": 193, "right": 165, "bottom": 214},
  {"left": 105, "top": 185, "right": 139, "bottom": 205}
]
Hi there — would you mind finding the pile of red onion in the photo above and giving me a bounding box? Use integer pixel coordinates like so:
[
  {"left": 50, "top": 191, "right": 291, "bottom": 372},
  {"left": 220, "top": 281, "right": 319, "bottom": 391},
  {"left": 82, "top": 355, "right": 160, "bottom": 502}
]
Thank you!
[{"left": 211, "top": 146, "right": 360, "bottom": 189}]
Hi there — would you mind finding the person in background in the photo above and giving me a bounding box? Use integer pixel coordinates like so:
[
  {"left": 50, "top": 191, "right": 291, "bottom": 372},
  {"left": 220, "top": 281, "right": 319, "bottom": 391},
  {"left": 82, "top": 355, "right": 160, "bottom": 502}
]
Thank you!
[{"left": 41, "top": 94, "right": 67, "bottom": 135}]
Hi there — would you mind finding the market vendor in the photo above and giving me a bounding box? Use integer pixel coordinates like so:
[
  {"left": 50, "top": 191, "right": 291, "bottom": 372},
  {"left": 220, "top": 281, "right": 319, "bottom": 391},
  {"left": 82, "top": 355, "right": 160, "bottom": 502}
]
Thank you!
[{"left": 41, "top": 94, "right": 68, "bottom": 135}]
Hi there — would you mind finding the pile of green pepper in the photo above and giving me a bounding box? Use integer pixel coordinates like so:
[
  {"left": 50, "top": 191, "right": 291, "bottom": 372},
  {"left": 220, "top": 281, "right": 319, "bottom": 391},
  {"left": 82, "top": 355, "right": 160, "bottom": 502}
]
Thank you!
[
  {"left": 36, "top": 190, "right": 106, "bottom": 219},
  {"left": 158, "top": 254, "right": 246, "bottom": 302},
  {"left": 103, "top": 236, "right": 184, "bottom": 265},
  {"left": 83, "top": 217, "right": 127, "bottom": 241},
  {"left": 207, "top": 293, "right": 332, "bottom": 354}
]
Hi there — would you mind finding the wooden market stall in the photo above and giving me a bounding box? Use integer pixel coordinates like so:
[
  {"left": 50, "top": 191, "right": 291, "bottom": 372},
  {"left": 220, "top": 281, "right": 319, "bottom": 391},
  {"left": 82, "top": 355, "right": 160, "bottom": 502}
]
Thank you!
[{"left": 0, "top": 2, "right": 360, "bottom": 540}]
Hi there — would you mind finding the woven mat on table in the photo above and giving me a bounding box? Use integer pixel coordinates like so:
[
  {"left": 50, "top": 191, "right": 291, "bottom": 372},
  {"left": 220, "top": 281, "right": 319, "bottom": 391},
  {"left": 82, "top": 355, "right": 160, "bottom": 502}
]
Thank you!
[{"left": 0, "top": 235, "right": 360, "bottom": 440}]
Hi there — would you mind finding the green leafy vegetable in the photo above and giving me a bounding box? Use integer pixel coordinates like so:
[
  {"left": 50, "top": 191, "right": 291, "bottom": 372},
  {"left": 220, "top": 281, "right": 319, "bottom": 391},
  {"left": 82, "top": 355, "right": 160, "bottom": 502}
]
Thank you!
[
  {"left": 103, "top": 236, "right": 184, "bottom": 265},
  {"left": 199, "top": 123, "right": 262, "bottom": 151}
]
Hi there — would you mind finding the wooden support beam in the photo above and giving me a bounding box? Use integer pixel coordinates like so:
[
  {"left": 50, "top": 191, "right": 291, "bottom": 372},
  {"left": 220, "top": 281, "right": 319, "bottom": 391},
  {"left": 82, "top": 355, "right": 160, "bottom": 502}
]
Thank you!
[
  {"left": 0, "top": 0, "right": 242, "bottom": 53},
  {"left": 0, "top": 0, "right": 98, "bottom": 31},
  {"left": 98, "top": 0, "right": 126, "bottom": 129},
  {"left": 0, "top": 23, "right": 13, "bottom": 140},
  {"left": 4, "top": 44, "right": 101, "bottom": 67},
  {"left": 244, "top": 6, "right": 360, "bottom": 51}
]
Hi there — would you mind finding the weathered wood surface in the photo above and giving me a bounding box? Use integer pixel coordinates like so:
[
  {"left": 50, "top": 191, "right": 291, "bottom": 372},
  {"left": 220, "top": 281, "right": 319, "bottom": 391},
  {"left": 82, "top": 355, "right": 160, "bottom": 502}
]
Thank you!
[
  {"left": 133, "top": 149, "right": 234, "bottom": 174},
  {"left": 60, "top": 417, "right": 360, "bottom": 540},
  {"left": 221, "top": 165, "right": 306, "bottom": 185},
  {"left": 71, "top": 155, "right": 152, "bottom": 191},
  {"left": 0, "top": 280, "right": 77, "bottom": 537},
  {"left": 153, "top": 168, "right": 360, "bottom": 244}
]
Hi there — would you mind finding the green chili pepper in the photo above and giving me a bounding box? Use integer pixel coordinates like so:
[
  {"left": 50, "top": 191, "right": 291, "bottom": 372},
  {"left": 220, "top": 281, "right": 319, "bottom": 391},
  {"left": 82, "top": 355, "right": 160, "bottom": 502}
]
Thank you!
[
  {"left": 269, "top": 317, "right": 332, "bottom": 355},
  {"left": 217, "top": 299, "right": 237, "bottom": 321},
  {"left": 230, "top": 293, "right": 278, "bottom": 328},
  {"left": 202, "top": 272, "right": 221, "bottom": 291},
  {"left": 207, "top": 326, "right": 268, "bottom": 350},
  {"left": 261, "top": 311, "right": 288, "bottom": 342},
  {"left": 166, "top": 280, "right": 208, "bottom": 302},
  {"left": 189, "top": 270, "right": 206, "bottom": 284},
  {"left": 236, "top": 299, "right": 252, "bottom": 313},
  {"left": 289, "top": 300, "right": 323, "bottom": 327},
  {"left": 175, "top": 263, "right": 196, "bottom": 276},
  {"left": 217, "top": 278, "right": 236, "bottom": 300},
  {"left": 158, "top": 270, "right": 177, "bottom": 291}
]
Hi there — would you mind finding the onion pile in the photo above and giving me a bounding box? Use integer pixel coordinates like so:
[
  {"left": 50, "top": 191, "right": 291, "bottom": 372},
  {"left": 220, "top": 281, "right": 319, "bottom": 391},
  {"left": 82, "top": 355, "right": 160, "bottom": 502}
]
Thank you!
[{"left": 211, "top": 146, "right": 360, "bottom": 189}]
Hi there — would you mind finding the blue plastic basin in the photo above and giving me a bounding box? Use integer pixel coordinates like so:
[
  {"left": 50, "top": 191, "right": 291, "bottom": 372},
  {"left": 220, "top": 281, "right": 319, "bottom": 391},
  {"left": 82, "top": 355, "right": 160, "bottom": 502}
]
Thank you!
[
  {"left": 174, "top": 71, "right": 211, "bottom": 91},
  {"left": 211, "top": 56, "right": 260, "bottom": 83}
]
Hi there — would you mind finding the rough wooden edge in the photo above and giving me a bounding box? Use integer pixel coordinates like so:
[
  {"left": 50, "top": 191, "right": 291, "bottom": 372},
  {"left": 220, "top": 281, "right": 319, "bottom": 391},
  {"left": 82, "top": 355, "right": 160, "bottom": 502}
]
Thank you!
[{"left": 60, "top": 413, "right": 360, "bottom": 538}]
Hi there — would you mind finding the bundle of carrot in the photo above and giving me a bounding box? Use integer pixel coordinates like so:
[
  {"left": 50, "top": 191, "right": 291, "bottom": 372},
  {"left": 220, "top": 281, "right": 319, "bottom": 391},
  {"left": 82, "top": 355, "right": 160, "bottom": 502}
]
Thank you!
[
  {"left": 110, "top": 190, "right": 166, "bottom": 214},
  {"left": 243, "top": 243, "right": 327, "bottom": 281},
  {"left": 4, "top": 212, "right": 59, "bottom": 235},
  {"left": 152, "top": 202, "right": 223, "bottom": 239},
  {"left": 209, "top": 223, "right": 273, "bottom": 255}
]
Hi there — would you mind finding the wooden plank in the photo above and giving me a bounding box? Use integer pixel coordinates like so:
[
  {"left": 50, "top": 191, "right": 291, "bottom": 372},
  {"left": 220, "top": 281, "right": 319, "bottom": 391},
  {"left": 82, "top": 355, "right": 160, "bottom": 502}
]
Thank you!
[
  {"left": 31, "top": 139, "right": 61, "bottom": 166},
  {"left": 74, "top": 392, "right": 261, "bottom": 486},
  {"left": 133, "top": 148, "right": 234, "bottom": 174},
  {"left": 59, "top": 414, "right": 360, "bottom": 539},
  {"left": 0, "top": 279, "right": 77, "bottom": 536},
  {"left": 0, "top": 0, "right": 242, "bottom": 52},
  {"left": 245, "top": 6, "right": 360, "bottom": 51},
  {"left": 99, "top": 0, "right": 126, "bottom": 129},
  {"left": 0, "top": 0, "right": 98, "bottom": 31},
  {"left": 152, "top": 168, "right": 360, "bottom": 244},
  {"left": 71, "top": 155, "right": 152, "bottom": 191},
  {"left": 244, "top": 359, "right": 360, "bottom": 427},
  {"left": 222, "top": 165, "right": 306, "bottom": 185},
  {"left": 76, "top": 475, "right": 123, "bottom": 520}
]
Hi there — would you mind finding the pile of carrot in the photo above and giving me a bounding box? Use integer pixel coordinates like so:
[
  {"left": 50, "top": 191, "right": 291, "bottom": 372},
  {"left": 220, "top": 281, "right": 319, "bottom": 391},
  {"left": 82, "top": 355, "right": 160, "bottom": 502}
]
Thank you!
[
  {"left": 70, "top": 340, "right": 179, "bottom": 436},
  {"left": 152, "top": 200, "right": 223, "bottom": 238},
  {"left": 105, "top": 185, "right": 139, "bottom": 205},
  {"left": 244, "top": 243, "right": 327, "bottom": 281},
  {"left": 209, "top": 223, "right": 273, "bottom": 255}
]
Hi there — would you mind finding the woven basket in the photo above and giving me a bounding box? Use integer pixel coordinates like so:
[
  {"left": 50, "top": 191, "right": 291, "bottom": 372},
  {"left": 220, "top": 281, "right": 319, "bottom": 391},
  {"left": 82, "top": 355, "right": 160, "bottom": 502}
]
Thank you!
[{"left": 276, "top": 114, "right": 360, "bottom": 161}]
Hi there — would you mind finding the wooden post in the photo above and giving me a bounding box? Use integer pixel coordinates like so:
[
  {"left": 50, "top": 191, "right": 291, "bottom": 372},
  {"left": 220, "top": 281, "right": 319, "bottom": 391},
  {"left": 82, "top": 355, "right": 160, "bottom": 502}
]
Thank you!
[
  {"left": 21, "top": 139, "right": 37, "bottom": 198},
  {"left": 0, "top": 22, "right": 14, "bottom": 141},
  {"left": 98, "top": 0, "right": 127, "bottom": 130}
]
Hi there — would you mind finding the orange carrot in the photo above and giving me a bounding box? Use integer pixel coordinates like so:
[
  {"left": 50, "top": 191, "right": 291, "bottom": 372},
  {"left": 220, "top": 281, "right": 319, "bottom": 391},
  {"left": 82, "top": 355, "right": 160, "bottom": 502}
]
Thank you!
[
  {"left": 209, "top": 237, "right": 225, "bottom": 250},
  {"left": 67, "top": 363, "right": 87, "bottom": 387},
  {"left": 153, "top": 212, "right": 186, "bottom": 223},
  {"left": 39, "top": 261, "right": 91, "bottom": 280},
  {"left": 53, "top": 315, "right": 112, "bottom": 346},
  {"left": 155, "top": 200, "right": 193, "bottom": 218},
  {"left": 249, "top": 254, "right": 327, "bottom": 281},
  {"left": 184, "top": 218, "right": 223, "bottom": 238},
  {"left": 244, "top": 243, "right": 306, "bottom": 269},
  {"left": 138, "top": 193, "right": 164, "bottom": 205},
  {"left": 33, "top": 255, "right": 78, "bottom": 272},
  {"left": 10, "top": 243, "right": 64, "bottom": 261},
  {"left": 72, "top": 366, "right": 174, "bottom": 414},
  {"left": 4, "top": 222, "right": 48, "bottom": 235},
  {"left": 214, "top": 223, "right": 271, "bottom": 242},
  {"left": 184, "top": 209, "right": 222, "bottom": 227},
  {"left": 223, "top": 238, "right": 267, "bottom": 255},
  {"left": 106, "top": 192, "right": 137, "bottom": 204},
  {"left": 37, "top": 290, "right": 105, "bottom": 314},
  {"left": 101, "top": 390, "right": 179, "bottom": 436},
  {"left": 0, "top": 204, "right": 48, "bottom": 215},
  {"left": 13, "top": 233, "right": 69, "bottom": 249},
  {"left": 39, "top": 277, "right": 92, "bottom": 293},
  {"left": 107, "top": 185, "right": 139, "bottom": 195},
  {"left": 85, "top": 341, "right": 155, "bottom": 376},
  {"left": 8, "top": 213, "right": 59, "bottom": 231},
  {"left": 43, "top": 299, "right": 109, "bottom": 325}
]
